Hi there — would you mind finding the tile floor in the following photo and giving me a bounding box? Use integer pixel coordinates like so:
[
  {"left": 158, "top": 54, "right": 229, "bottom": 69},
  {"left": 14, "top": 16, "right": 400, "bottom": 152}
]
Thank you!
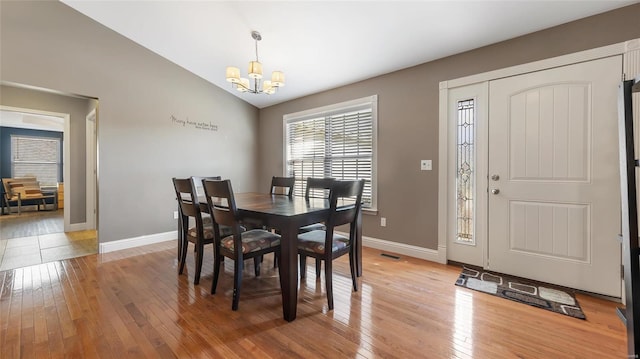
[{"left": 0, "top": 230, "right": 97, "bottom": 271}]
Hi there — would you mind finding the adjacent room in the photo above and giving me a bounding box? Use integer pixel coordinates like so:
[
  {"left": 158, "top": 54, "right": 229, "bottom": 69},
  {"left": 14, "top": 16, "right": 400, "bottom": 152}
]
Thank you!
[
  {"left": 0, "top": 88, "right": 99, "bottom": 271},
  {"left": 1, "top": 1, "right": 640, "bottom": 358}
]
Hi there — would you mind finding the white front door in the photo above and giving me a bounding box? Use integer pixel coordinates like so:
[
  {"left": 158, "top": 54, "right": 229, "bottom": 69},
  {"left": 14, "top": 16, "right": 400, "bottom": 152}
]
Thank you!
[{"left": 487, "top": 56, "right": 622, "bottom": 297}]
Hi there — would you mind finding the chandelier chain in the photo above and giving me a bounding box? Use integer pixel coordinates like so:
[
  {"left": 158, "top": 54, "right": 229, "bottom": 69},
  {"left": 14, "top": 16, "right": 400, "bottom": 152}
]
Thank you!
[{"left": 255, "top": 38, "right": 259, "bottom": 62}]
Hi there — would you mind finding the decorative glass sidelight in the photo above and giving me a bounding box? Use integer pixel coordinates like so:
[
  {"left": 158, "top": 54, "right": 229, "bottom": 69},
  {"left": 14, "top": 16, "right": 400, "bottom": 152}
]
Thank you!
[{"left": 456, "top": 99, "right": 475, "bottom": 244}]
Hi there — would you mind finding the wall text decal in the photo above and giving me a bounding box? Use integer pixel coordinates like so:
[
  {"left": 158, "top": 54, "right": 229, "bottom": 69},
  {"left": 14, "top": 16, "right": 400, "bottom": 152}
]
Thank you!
[{"left": 170, "top": 115, "right": 218, "bottom": 131}]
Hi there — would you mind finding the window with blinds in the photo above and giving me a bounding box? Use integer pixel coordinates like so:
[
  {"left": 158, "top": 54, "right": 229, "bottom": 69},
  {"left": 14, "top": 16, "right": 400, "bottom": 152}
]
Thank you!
[
  {"left": 11, "top": 135, "right": 61, "bottom": 186},
  {"left": 284, "top": 96, "right": 377, "bottom": 209}
]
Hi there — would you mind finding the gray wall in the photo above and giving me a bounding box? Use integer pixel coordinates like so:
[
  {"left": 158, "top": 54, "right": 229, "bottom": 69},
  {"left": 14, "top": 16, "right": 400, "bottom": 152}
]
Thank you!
[
  {"left": 258, "top": 4, "right": 640, "bottom": 250},
  {"left": 3, "top": 1, "right": 638, "bottom": 248},
  {"left": 0, "top": 1, "right": 259, "bottom": 243},
  {"left": 0, "top": 85, "right": 91, "bottom": 224}
]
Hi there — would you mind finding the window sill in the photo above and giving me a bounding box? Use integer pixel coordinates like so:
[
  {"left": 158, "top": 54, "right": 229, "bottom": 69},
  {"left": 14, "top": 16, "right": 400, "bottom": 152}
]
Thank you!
[{"left": 362, "top": 208, "right": 378, "bottom": 216}]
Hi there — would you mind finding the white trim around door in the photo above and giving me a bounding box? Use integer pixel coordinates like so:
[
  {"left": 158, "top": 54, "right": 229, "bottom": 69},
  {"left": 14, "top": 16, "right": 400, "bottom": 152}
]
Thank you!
[{"left": 438, "top": 38, "right": 640, "bottom": 267}]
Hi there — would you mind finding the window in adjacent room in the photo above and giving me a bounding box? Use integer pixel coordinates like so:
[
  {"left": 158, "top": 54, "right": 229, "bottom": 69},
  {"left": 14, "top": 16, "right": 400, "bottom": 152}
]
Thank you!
[
  {"left": 284, "top": 95, "right": 377, "bottom": 210},
  {"left": 11, "top": 135, "right": 61, "bottom": 187}
]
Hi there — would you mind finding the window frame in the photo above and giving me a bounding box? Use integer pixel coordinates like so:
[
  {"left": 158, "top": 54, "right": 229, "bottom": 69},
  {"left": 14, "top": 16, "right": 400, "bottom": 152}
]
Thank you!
[{"left": 283, "top": 95, "right": 378, "bottom": 212}]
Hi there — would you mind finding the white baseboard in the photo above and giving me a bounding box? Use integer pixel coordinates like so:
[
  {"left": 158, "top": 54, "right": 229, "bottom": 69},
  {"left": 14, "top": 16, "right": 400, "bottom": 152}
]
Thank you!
[
  {"left": 67, "top": 222, "right": 87, "bottom": 232},
  {"left": 99, "top": 231, "right": 177, "bottom": 253},
  {"left": 337, "top": 231, "right": 446, "bottom": 264},
  {"left": 98, "top": 230, "right": 446, "bottom": 264}
]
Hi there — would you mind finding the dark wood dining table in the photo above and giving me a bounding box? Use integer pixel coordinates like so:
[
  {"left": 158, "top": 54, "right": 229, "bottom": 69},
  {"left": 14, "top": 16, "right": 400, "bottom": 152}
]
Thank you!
[{"left": 197, "top": 192, "right": 362, "bottom": 322}]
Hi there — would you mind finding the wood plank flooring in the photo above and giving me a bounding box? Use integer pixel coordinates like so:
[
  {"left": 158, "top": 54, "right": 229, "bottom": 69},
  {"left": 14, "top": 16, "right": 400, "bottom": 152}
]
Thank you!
[{"left": 0, "top": 241, "right": 627, "bottom": 358}]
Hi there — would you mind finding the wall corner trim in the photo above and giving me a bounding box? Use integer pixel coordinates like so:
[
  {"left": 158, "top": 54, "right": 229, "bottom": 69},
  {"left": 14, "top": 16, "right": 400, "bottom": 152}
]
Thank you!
[
  {"left": 99, "top": 231, "right": 176, "bottom": 253},
  {"left": 626, "top": 39, "right": 640, "bottom": 51}
]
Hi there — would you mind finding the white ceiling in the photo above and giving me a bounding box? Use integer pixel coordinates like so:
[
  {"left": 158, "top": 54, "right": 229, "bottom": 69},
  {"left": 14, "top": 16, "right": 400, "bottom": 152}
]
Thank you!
[{"left": 61, "top": 0, "right": 637, "bottom": 109}]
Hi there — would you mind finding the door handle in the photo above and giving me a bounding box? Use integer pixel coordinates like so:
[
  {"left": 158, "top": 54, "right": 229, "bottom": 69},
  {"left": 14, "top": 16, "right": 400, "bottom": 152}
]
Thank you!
[{"left": 491, "top": 188, "right": 500, "bottom": 195}]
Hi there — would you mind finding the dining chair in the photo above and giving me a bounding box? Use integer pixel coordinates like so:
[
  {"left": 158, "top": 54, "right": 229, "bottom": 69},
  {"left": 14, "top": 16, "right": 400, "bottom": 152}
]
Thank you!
[
  {"left": 265, "top": 176, "right": 296, "bottom": 267},
  {"left": 270, "top": 176, "right": 295, "bottom": 197},
  {"left": 297, "top": 179, "right": 365, "bottom": 310},
  {"left": 300, "top": 177, "right": 335, "bottom": 277},
  {"left": 172, "top": 177, "right": 215, "bottom": 285},
  {"left": 202, "top": 179, "right": 282, "bottom": 311},
  {"left": 175, "top": 176, "right": 225, "bottom": 262}
]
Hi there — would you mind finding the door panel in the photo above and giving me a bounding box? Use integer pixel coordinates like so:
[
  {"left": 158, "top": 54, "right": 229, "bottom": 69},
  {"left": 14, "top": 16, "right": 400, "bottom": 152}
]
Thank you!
[
  {"left": 509, "top": 201, "right": 589, "bottom": 261},
  {"left": 488, "top": 56, "right": 622, "bottom": 297},
  {"left": 509, "top": 84, "right": 590, "bottom": 181}
]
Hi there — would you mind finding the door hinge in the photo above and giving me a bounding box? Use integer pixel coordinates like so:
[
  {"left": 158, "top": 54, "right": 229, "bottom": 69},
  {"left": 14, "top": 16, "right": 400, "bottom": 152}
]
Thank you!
[{"left": 622, "top": 264, "right": 625, "bottom": 279}]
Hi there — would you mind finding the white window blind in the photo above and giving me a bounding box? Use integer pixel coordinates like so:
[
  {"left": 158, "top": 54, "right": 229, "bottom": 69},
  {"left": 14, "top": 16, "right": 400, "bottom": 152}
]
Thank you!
[
  {"left": 284, "top": 96, "right": 377, "bottom": 209},
  {"left": 11, "top": 135, "right": 61, "bottom": 186}
]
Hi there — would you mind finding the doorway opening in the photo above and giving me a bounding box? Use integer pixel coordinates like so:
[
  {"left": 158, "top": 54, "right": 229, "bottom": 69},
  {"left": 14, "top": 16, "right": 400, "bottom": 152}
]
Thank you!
[{"left": 0, "top": 85, "right": 99, "bottom": 271}]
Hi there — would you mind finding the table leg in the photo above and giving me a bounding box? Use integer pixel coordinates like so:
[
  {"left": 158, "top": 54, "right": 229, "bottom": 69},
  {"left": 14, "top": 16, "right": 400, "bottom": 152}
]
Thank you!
[{"left": 278, "top": 223, "right": 298, "bottom": 322}]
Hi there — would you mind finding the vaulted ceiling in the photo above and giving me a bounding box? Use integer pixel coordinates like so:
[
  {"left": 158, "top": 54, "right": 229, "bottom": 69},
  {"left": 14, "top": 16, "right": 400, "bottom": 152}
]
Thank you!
[{"left": 62, "top": 1, "right": 637, "bottom": 108}]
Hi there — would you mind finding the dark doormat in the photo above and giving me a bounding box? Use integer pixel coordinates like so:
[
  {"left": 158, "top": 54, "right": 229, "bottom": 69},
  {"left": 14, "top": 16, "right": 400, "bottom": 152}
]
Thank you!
[{"left": 455, "top": 266, "right": 585, "bottom": 320}]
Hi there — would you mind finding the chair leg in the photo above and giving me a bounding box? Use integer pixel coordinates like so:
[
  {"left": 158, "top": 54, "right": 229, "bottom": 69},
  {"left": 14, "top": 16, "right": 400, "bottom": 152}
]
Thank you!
[
  {"left": 194, "top": 241, "right": 204, "bottom": 285},
  {"left": 254, "top": 257, "right": 261, "bottom": 277},
  {"left": 273, "top": 252, "right": 279, "bottom": 268},
  {"left": 299, "top": 254, "right": 307, "bottom": 279},
  {"left": 325, "top": 259, "right": 333, "bottom": 310},
  {"left": 232, "top": 259, "right": 243, "bottom": 311},
  {"left": 349, "top": 250, "right": 358, "bottom": 292},
  {"left": 178, "top": 238, "right": 189, "bottom": 275},
  {"left": 177, "top": 228, "right": 182, "bottom": 261},
  {"left": 315, "top": 258, "right": 321, "bottom": 279},
  {"left": 211, "top": 252, "right": 222, "bottom": 294}
]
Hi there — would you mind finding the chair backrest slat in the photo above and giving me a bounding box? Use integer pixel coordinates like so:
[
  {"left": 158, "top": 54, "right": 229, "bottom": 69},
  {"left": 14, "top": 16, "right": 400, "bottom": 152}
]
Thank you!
[
  {"left": 326, "top": 179, "right": 365, "bottom": 229},
  {"left": 305, "top": 177, "right": 334, "bottom": 199},
  {"left": 270, "top": 176, "right": 295, "bottom": 197},
  {"left": 172, "top": 177, "right": 200, "bottom": 218},
  {"left": 201, "top": 179, "right": 241, "bottom": 231},
  {"left": 191, "top": 176, "right": 221, "bottom": 198}
]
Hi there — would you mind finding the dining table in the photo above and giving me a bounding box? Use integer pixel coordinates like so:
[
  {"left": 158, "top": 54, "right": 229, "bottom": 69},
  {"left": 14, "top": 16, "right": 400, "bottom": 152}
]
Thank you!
[{"left": 196, "top": 192, "right": 362, "bottom": 322}]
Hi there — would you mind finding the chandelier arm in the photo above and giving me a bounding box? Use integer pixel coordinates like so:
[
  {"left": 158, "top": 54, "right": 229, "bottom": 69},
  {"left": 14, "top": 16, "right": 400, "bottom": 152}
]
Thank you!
[{"left": 235, "top": 81, "right": 250, "bottom": 91}]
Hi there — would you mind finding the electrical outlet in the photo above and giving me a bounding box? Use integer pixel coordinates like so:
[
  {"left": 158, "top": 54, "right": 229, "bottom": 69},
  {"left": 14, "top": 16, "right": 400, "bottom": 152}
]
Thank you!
[
  {"left": 380, "top": 217, "right": 387, "bottom": 227},
  {"left": 173, "top": 211, "right": 179, "bottom": 219},
  {"left": 421, "top": 160, "right": 432, "bottom": 171}
]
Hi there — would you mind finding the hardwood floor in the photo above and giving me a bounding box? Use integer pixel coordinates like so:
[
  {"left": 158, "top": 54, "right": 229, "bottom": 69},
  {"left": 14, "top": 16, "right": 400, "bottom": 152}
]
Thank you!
[{"left": 0, "top": 241, "right": 627, "bottom": 358}]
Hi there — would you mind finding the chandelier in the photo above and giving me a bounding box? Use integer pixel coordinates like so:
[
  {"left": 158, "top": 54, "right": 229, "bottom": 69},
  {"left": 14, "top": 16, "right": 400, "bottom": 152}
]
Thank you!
[{"left": 225, "top": 31, "right": 285, "bottom": 95}]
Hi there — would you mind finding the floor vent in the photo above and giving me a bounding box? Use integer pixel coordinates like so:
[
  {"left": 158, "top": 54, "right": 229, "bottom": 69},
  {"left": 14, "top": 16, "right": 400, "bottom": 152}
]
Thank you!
[{"left": 380, "top": 253, "right": 400, "bottom": 260}]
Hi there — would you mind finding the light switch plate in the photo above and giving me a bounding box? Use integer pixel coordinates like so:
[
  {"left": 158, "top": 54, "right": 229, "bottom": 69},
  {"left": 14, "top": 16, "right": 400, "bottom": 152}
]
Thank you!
[{"left": 421, "top": 160, "right": 432, "bottom": 171}]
